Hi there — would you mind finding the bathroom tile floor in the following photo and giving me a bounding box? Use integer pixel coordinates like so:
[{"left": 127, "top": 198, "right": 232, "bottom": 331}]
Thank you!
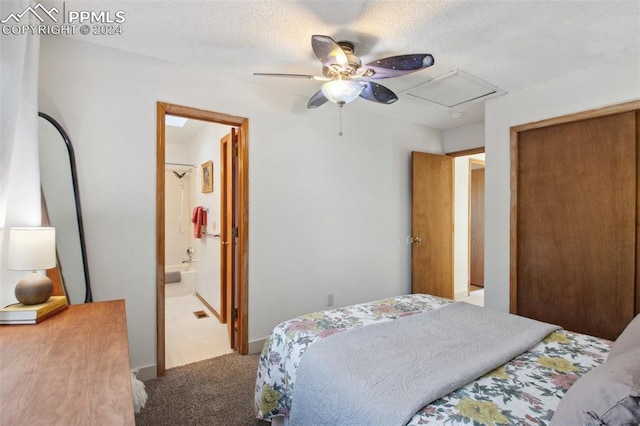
[{"left": 165, "top": 294, "right": 233, "bottom": 369}]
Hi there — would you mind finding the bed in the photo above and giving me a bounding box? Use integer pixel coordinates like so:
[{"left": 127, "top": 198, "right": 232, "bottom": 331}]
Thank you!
[{"left": 254, "top": 294, "right": 639, "bottom": 425}]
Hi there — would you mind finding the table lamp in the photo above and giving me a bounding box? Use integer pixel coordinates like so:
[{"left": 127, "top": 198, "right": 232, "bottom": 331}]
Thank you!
[{"left": 7, "top": 227, "right": 56, "bottom": 305}]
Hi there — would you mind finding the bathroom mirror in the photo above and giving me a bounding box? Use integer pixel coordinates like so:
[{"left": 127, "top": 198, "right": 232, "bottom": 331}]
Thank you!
[{"left": 38, "top": 112, "right": 92, "bottom": 304}]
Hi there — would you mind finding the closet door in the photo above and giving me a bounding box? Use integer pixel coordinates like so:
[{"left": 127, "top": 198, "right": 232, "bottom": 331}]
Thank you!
[
  {"left": 469, "top": 165, "right": 485, "bottom": 287},
  {"left": 516, "top": 111, "right": 637, "bottom": 340}
]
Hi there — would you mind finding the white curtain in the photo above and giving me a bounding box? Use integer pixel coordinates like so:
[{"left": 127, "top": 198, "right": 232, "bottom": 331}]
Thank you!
[{"left": 0, "top": 0, "right": 41, "bottom": 306}]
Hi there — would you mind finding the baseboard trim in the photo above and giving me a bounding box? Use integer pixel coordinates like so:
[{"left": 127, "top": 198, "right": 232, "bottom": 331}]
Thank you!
[
  {"left": 196, "top": 292, "right": 222, "bottom": 322},
  {"left": 249, "top": 338, "right": 266, "bottom": 355},
  {"left": 134, "top": 340, "right": 264, "bottom": 381},
  {"left": 135, "top": 364, "right": 157, "bottom": 381}
]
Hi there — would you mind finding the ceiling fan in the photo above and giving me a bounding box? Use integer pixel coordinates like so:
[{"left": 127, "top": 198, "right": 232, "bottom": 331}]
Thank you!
[{"left": 254, "top": 35, "right": 435, "bottom": 109}]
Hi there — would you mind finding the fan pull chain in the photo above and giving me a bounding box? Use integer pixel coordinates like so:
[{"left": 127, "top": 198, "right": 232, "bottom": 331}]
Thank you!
[{"left": 338, "top": 101, "right": 345, "bottom": 137}]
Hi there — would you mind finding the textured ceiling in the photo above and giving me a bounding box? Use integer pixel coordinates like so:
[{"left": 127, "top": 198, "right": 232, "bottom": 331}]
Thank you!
[{"left": 51, "top": 0, "right": 640, "bottom": 130}]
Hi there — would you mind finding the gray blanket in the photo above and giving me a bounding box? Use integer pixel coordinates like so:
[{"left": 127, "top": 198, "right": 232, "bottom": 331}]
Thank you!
[{"left": 289, "top": 302, "right": 559, "bottom": 426}]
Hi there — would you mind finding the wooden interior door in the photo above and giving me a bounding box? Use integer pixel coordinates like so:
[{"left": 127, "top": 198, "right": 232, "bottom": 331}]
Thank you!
[
  {"left": 220, "top": 129, "right": 237, "bottom": 349},
  {"left": 411, "top": 152, "right": 454, "bottom": 299},
  {"left": 516, "top": 111, "right": 637, "bottom": 340},
  {"left": 469, "top": 163, "right": 485, "bottom": 287}
]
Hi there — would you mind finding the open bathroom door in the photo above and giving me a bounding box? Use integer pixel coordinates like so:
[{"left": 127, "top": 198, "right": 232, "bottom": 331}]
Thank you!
[{"left": 220, "top": 128, "right": 237, "bottom": 349}]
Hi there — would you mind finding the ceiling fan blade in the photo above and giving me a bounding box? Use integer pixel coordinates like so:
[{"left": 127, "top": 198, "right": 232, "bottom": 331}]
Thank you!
[
  {"left": 307, "top": 90, "right": 329, "bottom": 109},
  {"left": 253, "top": 72, "right": 327, "bottom": 80},
  {"left": 359, "top": 54, "right": 435, "bottom": 79},
  {"left": 311, "top": 35, "right": 348, "bottom": 67},
  {"left": 359, "top": 82, "right": 398, "bottom": 104}
]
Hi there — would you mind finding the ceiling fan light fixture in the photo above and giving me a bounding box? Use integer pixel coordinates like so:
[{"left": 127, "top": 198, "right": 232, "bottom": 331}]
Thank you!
[
  {"left": 321, "top": 80, "right": 363, "bottom": 105},
  {"left": 332, "top": 48, "right": 348, "bottom": 66},
  {"left": 255, "top": 35, "right": 434, "bottom": 110}
]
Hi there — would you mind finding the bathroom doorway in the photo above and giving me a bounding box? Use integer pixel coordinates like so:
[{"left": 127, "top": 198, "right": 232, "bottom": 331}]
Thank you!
[
  {"left": 156, "top": 102, "right": 249, "bottom": 377},
  {"left": 163, "top": 118, "right": 230, "bottom": 369}
]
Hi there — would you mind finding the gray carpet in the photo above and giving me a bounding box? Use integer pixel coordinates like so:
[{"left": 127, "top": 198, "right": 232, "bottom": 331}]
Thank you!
[{"left": 135, "top": 352, "right": 268, "bottom": 426}]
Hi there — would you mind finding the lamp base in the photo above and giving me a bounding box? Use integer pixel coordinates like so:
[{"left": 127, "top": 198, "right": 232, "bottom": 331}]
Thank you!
[{"left": 15, "top": 273, "right": 53, "bottom": 305}]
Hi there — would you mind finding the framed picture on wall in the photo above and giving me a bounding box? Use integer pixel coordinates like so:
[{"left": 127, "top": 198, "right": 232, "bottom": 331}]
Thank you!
[{"left": 201, "top": 160, "right": 213, "bottom": 193}]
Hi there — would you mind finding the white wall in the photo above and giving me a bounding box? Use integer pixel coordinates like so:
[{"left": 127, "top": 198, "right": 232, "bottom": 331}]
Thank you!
[
  {"left": 453, "top": 156, "right": 470, "bottom": 298},
  {"left": 164, "top": 143, "right": 194, "bottom": 267},
  {"left": 453, "top": 154, "right": 485, "bottom": 298},
  {"left": 37, "top": 36, "right": 443, "bottom": 373},
  {"left": 444, "top": 121, "right": 485, "bottom": 153},
  {"left": 191, "top": 124, "right": 227, "bottom": 312},
  {"left": 484, "top": 58, "right": 640, "bottom": 313},
  {"left": 444, "top": 122, "right": 486, "bottom": 298}
]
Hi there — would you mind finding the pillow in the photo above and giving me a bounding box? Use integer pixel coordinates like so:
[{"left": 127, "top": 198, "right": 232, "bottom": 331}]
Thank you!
[
  {"left": 609, "top": 314, "right": 640, "bottom": 360},
  {"left": 550, "top": 347, "right": 640, "bottom": 426}
]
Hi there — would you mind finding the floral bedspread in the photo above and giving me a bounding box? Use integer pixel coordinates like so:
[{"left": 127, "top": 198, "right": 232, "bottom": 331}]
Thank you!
[{"left": 254, "top": 294, "right": 611, "bottom": 425}]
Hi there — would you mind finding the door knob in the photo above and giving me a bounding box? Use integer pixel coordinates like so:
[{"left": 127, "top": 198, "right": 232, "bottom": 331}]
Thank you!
[
  {"left": 411, "top": 237, "right": 423, "bottom": 244},
  {"left": 222, "top": 241, "right": 229, "bottom": 245}
]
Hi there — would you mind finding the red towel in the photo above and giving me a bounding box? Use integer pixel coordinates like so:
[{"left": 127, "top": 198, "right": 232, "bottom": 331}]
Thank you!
[{"left": 191, "top": 206, "right": 207, "bottom": 238}]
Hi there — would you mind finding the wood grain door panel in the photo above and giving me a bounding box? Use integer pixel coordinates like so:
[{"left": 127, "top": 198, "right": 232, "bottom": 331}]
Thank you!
[
  {"left": 220, "top": 129, "right": 237, "bottom": 350},
  {"left": 470, "top": 166, "right": 485, "bottom": 287},
  {"left": 516, "top": 111, "right": 636, "bottom": 340},
  {"left": 411, "top": 152, "right": 454, "bottom": 299}
]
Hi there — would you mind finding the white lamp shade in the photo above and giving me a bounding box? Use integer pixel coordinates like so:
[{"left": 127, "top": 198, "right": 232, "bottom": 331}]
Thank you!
[
  {"left": 321, "top": 80, "right": 364, "bottom": 104},
  {"left": 7, "top": 227, "right": 56, "bottom": 271}
]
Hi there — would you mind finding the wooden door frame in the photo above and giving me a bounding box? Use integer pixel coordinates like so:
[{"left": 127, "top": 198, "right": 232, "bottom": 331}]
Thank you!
[
  {"left": 509, "top": 100, "right": 640, "bottom": 315},
  {"left": 446, "top": 148, "right": 486, "bottom": 299},
  {"left": 447, "top": 147, "right": 485, "bottom": 157},
  {"left": 156, "top": 102, "right": 250, "bottom": 377}
]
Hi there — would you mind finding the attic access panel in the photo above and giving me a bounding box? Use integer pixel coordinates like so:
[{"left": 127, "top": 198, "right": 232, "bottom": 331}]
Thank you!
[{"left": 405, "top": 70, "right": 505, "bottom": 108}]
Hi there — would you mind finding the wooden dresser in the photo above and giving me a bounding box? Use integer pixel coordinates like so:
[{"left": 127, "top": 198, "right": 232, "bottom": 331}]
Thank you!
[{"left": 0, "top": 299, "right": 135, "bottom": 425}]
